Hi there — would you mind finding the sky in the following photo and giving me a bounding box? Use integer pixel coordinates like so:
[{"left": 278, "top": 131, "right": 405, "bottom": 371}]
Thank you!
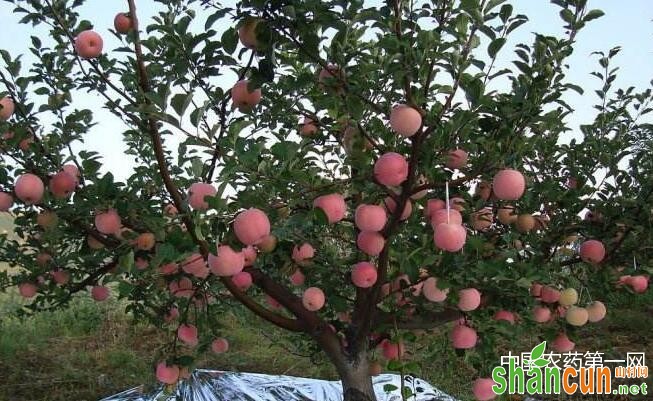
[{"left": 1, "top": 1, "right": 652, "bottom": 181}]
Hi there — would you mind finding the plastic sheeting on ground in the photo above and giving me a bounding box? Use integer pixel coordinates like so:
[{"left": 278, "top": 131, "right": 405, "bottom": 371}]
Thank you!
[{"left": 99, "top": 369, "right": 459, "bottom": 401}]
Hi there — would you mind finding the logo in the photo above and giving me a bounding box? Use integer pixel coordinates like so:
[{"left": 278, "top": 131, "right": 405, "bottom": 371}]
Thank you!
[{"left": 491, "top": 341, "right": 648, "bottom": 396}]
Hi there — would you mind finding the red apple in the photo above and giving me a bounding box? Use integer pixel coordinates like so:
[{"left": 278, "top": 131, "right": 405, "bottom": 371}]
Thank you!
[
  {"left": 292, "top": 243, "right": 315, "bottom": 265},
  {"left": 231, "top": 271, "right": 253, "bottom": 291},
  {"left": 18, "top": 282, "right": 37, "bottom": 298},
  {"left": 627, "top": 275, "right": 648, "bottom": 293},
  {"left": 357, "top": 231, "right": 385, "bottom": 256},
  {"left": 181, "top": 253, "right": 209, "bottom": 279},
  {"left": 74, "top": 30, "right": 103, "bottom": 59},
  {"left": 50, "top": 171, "right": 77, "bottom": 199},
  {"left": 351, "top": 262, "right": 378, "bottom": 288},
  {"left": 0, "top": 97, "right": 15, "bottom": 121},
  {"left": 493, "top": 310, "right": 516, "bottom": 324},
  {"left": 302, "top": 287, "right": 325, "bottom": 311},
  {"left": 492, "top": 169, "right": 525, "bottom": 200},
  {"left": 540, "top": 286, "right": 561, "bottom": 304},
  {"left": 318, "top": 63, "right": 344, "bottom": 89},
  {"left": 552, "top": 333, "right": 575, "bottom": 352},
  {"left": 446, "top": 149, "right": 468, "bottom": 170},
  {"left": 211, "top": 337, "right": 229, "bottom": 353},
  {"left": 389, "top": 104, "right": 422, "bottom": 137},
  {"left": 429, "top": 208, "right": 462, "bottom": 227},
  {"left": 187, "top": 182, "right": 216, "bottom": 211},
  {"left": 238, "top": 18, "right": 259, "bottom": 49},
  {"left": 14, "top": 173, "right": 44, "bottom": 205},
  {"left": 355, "top": 204, "right": 387, "bottom": 231},
  {"left": 51, "top": 270, "right": 70, "bottom": 285},
  {"left": 135, "top": 232, "right": 156, "bottom": 251},
  {"left": 422, "top": 277, "right": 449, "bottom": 302},
  {"left": 231, "top": 80, "right": 262, "bottom": 112},
  {"left": 579, "top": 240, "right": 605, "bottom": 264},
  {"left": 457, "top": 288, "right": 481, "bottom": 311},
  {"left": 374, "top": 152, "right": 408, "bottom": 187},
  {"left": 451, "top": 325, "right": 477, "bottom": 349},
  {"left": 169, "top": 277, "right": 193, "bottom": 298},
  {"left": 434, "top": 223, "right": 466, "bottom": 252},
  {"left": 156, "top": 362, "right": 180, "bottom": 384},
  {"left": 530, "top": 282, "right": 543, "bottom": 297},
  {"left": 177, "top": 324, "right": 198, "bottom": 346},
  {"left": 289, "top": 269, "right": 305, "bottom": 286},
  {"left": 234, "top": 208, "right": 270, "bottom": 245},
  {"left": 381, "top": 340, "right": 405, "bottom": 360},
  {"left": 313, "top": 193, "right": 347, "bottom": 224},
  {"left": 300, "top": 117, "right": 318, "bottom": 136},
  {"left": 208, "top": 245, "right": 245, "bottom": 277},
  {"left": 95, "top": 209, "right": 121, "bottom": 235},
  {"left": 533, "top": 306, "right": 552, "bottom": 323},
  {"left": 472, "top": 378, "right": 497, "bottom": 401},
  {"left": 0, "top": 192, "right": 13, "bottom": 211},
  {"left": 424, "top": 199, "right": 446, "bottom": 219},
  {"left": 114, "top": 13, "right": 133, "bottom": 34},
  {"left": 91, "top": 285, "right": 110, "bottom": 301},
  {"left": 164, "top": 203, "right": 178, "bottom": 216}
]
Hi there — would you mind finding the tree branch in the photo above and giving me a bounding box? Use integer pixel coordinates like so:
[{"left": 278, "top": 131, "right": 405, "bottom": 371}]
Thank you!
[{"left": 125, "top": 0, "right": 311, "bottom": 334}]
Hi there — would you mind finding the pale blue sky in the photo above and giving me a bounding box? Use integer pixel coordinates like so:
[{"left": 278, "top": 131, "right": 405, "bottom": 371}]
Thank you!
[{"left": 1, "top": 1, "right": 652, "bottom": 180}]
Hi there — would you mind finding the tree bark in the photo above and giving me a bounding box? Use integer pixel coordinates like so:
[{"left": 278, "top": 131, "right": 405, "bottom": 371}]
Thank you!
[
  {"left": 328, "top": 349, "right": 377, "bottom": 401},
  {"left": 339, "top": 358, "right": 376, "bottom": 401}
]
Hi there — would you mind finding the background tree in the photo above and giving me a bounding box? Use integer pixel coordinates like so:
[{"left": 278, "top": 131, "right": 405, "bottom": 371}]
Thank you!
[{"left": 1, "top": 0, "right": 651, "bottom": 400}]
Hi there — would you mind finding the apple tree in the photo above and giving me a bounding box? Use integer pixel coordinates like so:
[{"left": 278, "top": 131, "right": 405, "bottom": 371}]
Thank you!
[{"left": 1, "top": 0, "right": 652, "bottom": 400}]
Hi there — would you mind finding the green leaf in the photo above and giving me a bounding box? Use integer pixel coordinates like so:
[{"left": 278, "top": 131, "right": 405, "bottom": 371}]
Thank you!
[
  {"left": 313, "top": 208, "right": 329, "bottom": 226},
  {"left": 499, "top": 4, "right": 513, "bottom": 23},
  {"left": 194, "top": 223, "right": 205, "bottom": 242},
  {"left": 221, "top": 27, "right": 238, "bottom": 54},
  {"left": 30, "top": 36, "right": 41, "bottom": 49},
  {"left": 488, "top": 37, "right": 506, "bottom": 58},
  {"left": 584, "top": 9, "right": 605, "bottom": 22},
  {"left": 190, "top": 101, "right": 209, "bottom": 127},
  {"left": 383, "top": 384, "right": 398, "bottom": 392},
  {"left": 559, "top": 9, "right": 575, "bottom": 24},
  {"left": 119, "top": 250, "right": 135, "bottom": 273},
  {"left": 530, "top": 341, "right": 546, "bottom": 360},
  {"left": 386, "top": 359, "right": 403, "bottom": 371},
  {"left": 205, "top": 8, "right": 231, "bottom": 30},
  {"left": 170, "top": 93, "right": 193, "bottom": 117},
  {"left": 565, "top": 83, "right": 584, "bottom": 95}
]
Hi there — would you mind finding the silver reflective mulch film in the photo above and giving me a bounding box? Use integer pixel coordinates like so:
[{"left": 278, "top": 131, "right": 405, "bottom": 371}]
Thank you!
[{"left": 99, "top": 370, "right": 459, "bottom": 401}]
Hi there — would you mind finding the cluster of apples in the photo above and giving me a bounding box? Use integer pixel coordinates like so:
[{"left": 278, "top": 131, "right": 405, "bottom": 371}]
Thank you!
[
  {"left": 156, "top": 336, "right": 228, "bottom": 384},
  {"left": 529, "top": 283, "right": 606, "bottom": 353},
  {"left": 2, "top": 167, "right": 79, "bottom": 210},
  {"left": 70, "top": 12, "right": 133, "bottom": 60},
  {"left": 5, "top": 167, "right": 82, "bottom": 299}
]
